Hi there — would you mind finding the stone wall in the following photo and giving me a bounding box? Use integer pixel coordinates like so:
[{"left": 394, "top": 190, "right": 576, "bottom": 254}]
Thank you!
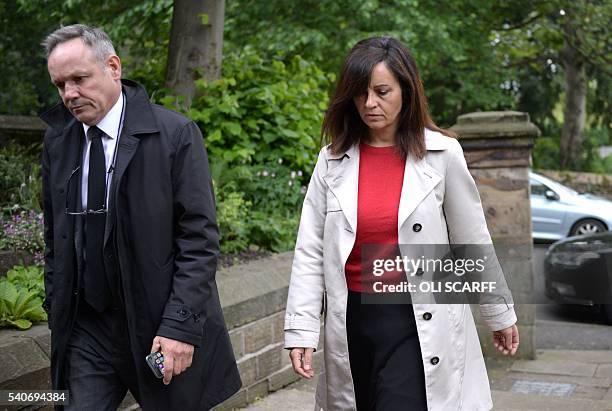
[
  {"left": 537, "top": 169, "right": 612, "bottom": 200},
  {"left": 0, "top": 252, "right": 313, "bottom": 410},
  {"left": 0, "top": 115, "right": 46, "bottom": 147}
]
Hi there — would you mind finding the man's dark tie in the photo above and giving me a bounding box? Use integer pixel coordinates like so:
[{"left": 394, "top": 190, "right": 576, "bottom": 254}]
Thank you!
[{"left": 84, "top": 126, "right": 111, "bottom": 312}]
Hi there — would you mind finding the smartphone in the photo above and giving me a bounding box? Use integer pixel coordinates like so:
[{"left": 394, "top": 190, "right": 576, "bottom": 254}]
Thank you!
[{"left": 145, "top": 351, "right": 165, "bottom": 379}]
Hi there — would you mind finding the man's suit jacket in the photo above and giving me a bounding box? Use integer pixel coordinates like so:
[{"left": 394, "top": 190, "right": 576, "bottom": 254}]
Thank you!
[{"left": 40, "top": 79, "right": 241, "bottom": 409}]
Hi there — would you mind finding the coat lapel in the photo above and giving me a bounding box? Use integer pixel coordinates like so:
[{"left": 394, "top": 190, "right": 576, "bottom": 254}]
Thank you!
[
  {"left": 397, "top": 156, "right": 442, "bottom": 230},
  {"left": 324, "top": 145, "right": 359, "bottom": 232},
  {"left": 103, "top": 134, "right": 139, "bottom": 246},
  {"left": 322, "top": 140, "right": 445, "bottom": 233},
  {"left": 103, "top": 80, "right": 159, "bottom": 247}
]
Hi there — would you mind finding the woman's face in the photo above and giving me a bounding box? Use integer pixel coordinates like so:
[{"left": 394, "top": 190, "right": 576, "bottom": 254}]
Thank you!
[{"left": 353, "top": 62, "right": 403, "bottom": 135}]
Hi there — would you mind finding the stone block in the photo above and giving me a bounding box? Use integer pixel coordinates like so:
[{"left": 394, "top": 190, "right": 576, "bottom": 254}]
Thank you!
[
  {"left": 0, "top": 331, "right": 50, "bottom": 387},
  {"left": 212, "top": 389, "right": 247, "bottom": 411},
  {"left": 238, "top": 356, "right": 258, "bottom": 387},
  {"left": 230, "top": 329, "right": 244, "bottom": 359},
  {"left": 256, "top": 343, "right": 283, "bottom": 380},
  {"left": 243, "top": 317, "right": 275, "bottom": 354},
  {"left": 271, "top": 311, "right": 285, "bottom": 342},
  {"left": 268, "top": 364, "right": 301, "bottom": 392},
  {"left": 246, "top": 379, "right": 269, "bottom": 403}
]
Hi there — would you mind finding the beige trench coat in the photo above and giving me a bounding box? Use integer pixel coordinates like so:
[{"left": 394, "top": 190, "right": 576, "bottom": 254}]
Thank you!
[{"left": 284, "top": 129, "right": 517, "bottom": 411}]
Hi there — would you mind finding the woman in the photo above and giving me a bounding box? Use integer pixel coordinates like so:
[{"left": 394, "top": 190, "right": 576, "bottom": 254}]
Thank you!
[{"left": 284, "top": 37, "right": 519, "bottom": 411}]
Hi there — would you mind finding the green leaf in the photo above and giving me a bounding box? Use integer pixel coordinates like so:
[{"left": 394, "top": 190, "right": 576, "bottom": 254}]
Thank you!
[{"left": 8, "top": 319, "right": 31, "bottom": 330}]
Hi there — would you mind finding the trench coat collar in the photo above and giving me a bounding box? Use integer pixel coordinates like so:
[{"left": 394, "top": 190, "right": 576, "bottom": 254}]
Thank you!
[
  {"left": 40, "top": 79, "right": 159, "bottom": 135},
  {"left": 324, "top": 129, "right": 448, "bottom": 232},
  {"left": 40, "top": 80, "right": 160, "bottom": 247}
]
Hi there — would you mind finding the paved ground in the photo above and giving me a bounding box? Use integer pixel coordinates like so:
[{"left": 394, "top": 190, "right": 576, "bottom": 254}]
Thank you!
[
  {"left": 243, "top": 243, "right": 612, "bottom": 410},
  {"left": 243, "top": 349, "right": 612, "bottom": 410}
]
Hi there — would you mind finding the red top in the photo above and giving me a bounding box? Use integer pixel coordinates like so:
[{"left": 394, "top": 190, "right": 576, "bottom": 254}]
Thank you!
[{"left": 345, "top": 143, "right": 406, "bottom": 293}]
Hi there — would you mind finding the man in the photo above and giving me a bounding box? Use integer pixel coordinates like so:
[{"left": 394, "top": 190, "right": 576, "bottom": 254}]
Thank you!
[{"left": 40, "top": 24, "right": 241, "bottom": 409}]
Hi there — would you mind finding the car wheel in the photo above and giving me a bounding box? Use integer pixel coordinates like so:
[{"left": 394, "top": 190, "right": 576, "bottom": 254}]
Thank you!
[
  {"left": 569, "top": 218, "right": 607, "bottom": 236},
  {"left": 602, "top": 305, "right": 612, "bottom": 325}
]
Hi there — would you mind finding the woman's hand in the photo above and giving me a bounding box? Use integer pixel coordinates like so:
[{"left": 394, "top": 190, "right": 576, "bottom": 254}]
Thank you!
[
  {"left": 289, "top": 347, "right": 315, "bottom": 379},
  {"left": 493, "top": 324, "right": 519, "bottom": 356}
]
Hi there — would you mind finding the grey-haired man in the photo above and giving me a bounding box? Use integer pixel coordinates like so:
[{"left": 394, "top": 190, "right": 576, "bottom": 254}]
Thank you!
[{"left": 41, "top": 24, "right": 241, "bottom": 409}]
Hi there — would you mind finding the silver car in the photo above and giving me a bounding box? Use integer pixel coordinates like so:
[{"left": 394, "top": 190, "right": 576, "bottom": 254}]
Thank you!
[{"left": 530, "top": 171, "right": 612, "bottom": 240}]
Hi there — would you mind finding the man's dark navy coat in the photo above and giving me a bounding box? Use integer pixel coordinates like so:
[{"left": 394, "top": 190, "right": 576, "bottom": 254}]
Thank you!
[{"left": 40, "top": 80, "right": 241, "bottom": 409}]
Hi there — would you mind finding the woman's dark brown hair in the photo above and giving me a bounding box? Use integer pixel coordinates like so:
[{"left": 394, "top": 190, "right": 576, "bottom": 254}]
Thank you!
[{"left": 322, "top": 36, "right": 455, "bottom": 159}]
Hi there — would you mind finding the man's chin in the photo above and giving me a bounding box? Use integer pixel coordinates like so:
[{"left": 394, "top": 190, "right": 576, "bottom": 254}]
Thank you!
[{"left": 70, "top": 110, "right": 96, "bottom": 126}]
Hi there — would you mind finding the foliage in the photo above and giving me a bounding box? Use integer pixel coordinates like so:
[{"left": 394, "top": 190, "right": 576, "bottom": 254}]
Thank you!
[
  {"left": 532, "top": 136, "right": 561, "bottom": 171},
  {"left": 0, "top": 0, "right": 173, "bottom": 113},
  {"left": 225, "top": 0, "right": 518, "bottom": 126},
  {"left": 164, "top": 48, "right": 331, "bottom": 252},
  {"left": 0, "top": 146, "right": 42, "bottom": 214},
  {"left": 493, "top": 0, "right": 612, "bottom": 170},
  {"left": 0, "top": 211, "right": 45, "bottom": 265},
  {"left": 0, "top": 265, "right": 47, "bottom": 330}
]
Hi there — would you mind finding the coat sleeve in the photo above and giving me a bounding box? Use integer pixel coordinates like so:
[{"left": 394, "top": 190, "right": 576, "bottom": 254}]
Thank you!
[
  {"left": 284, "top": 148, "right": 328, "bottom": 350},
  {"left": 41, "top": 135, "right": 54, "bottom": 325},
  {"left": 155, "top": 121, "right": 220, "bottom": 347},
  {"left": 443, "top": 138, "right": 517, "bottom": 332}
]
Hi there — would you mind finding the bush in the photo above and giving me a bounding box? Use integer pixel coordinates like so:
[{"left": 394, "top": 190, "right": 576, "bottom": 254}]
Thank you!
[
  {"left": 0, "top": 146, "right": 42, "bottom": 213},
  {"left": 0, "top": 211, "right": 44, "bottom": 265},
  {"left": 164, "top": 48, "right": 333, "bottom": 253},
  {"left": 0, "top": 265, "right": 47, "bottom": 330}
]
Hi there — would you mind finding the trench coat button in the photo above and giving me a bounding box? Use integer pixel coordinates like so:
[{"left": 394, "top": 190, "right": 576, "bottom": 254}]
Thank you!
[
  {"left": 178, "top": 309, "right": 188, "bottom": 317},
  {"left": 423, "top": 312, "right": 432, "bottom": 321},
  {"left": 430, "top": 356, "right": 440, "bottom": 365},
  {"left": 415, "top": 268, "right": 424, "bottom": 276},
  {"left": 73, "top": 290, "right": 79, "bottom": 296},
  {"left": 413, "top": 223, "right": 422, "bottom": 232}
]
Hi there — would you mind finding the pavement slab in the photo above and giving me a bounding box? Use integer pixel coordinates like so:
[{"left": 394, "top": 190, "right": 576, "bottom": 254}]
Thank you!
[{"left": 510, "top": 358, "right": 598, "bottom": 377}]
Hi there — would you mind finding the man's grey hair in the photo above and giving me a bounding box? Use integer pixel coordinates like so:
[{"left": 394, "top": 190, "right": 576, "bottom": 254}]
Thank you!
[{"left": 42, "top": 24, "right": 116, "bottom": 65}]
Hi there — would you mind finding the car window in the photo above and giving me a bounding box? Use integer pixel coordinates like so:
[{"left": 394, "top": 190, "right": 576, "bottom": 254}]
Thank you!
[{"left": 530, "top": 179, "right": 550, "bottom": 197}]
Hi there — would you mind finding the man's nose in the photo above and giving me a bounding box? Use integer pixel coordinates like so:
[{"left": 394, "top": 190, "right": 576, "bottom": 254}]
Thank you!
[{"left": 63, "top": 83, "right": 79, "bottom": 100}]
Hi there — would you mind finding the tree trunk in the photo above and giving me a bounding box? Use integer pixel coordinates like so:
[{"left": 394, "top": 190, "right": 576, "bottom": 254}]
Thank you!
[
  {"left": 165, "top": 0, "right": 225, "bottom": 108},
  {"left": 559, "top": 20, "right": 587, "bottom": 170}
]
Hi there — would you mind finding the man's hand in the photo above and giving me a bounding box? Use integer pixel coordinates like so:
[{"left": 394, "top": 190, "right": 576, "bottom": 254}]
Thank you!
[
  {"left": 150, "top": 336, "right": 195, "bottom": 385},
  {"left": 493, "top": 324, "right": 519, "bottom": 356},
  {"left": 289, "top": 347, "right": 315, "bottom": 379}
]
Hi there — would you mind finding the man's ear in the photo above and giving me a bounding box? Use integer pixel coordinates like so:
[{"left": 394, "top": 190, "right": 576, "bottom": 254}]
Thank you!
[{"left": 107, "top": 55, "right": 122, "bottom": 80}]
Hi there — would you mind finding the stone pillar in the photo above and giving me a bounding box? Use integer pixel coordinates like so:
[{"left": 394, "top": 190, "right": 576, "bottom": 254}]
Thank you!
[{"left": 451, "top": 111, "right": 540, "bottom": 359}]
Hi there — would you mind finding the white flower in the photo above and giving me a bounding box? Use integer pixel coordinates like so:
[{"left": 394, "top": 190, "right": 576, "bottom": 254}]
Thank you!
[
  {"left": 300, "top": 186, "right": 307, "bottom": 194},
  {"left": 278, "top": 158, "right": 283, "bottom": 164},
  {"left": 288, "top": 181, "right": 293, "bottom": 186},
  {"left": 290, "top": 171, "right": 296, "bottom": 179},
  {"left": 297, "top": 170, "right": 303, "bottom": 177},
  {"left": 271, "top": 172, "right": 276, "bottom": 178},
  {"left": 262, "top": 170, "right": 269, "bottom": 177}
]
